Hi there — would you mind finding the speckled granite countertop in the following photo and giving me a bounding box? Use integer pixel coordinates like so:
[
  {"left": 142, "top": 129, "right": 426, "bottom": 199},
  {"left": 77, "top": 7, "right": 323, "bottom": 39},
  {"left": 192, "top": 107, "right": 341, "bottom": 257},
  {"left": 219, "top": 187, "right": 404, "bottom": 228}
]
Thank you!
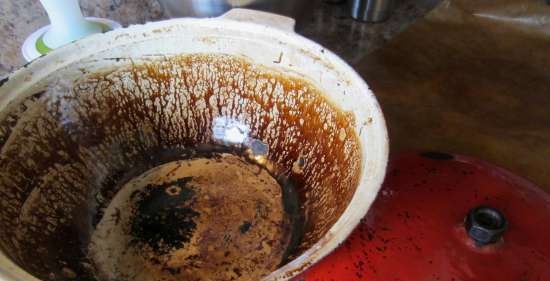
[{"left": 0, "top": 0, "right": 440, "bottom": 76}]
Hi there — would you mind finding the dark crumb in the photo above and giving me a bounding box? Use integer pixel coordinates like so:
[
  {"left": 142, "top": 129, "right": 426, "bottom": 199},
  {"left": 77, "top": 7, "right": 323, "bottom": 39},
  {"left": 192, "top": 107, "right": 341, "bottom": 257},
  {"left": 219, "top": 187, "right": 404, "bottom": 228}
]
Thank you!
[
  {"left": 239, "top": 221, "right": 252, "bottom": 234},
  {"left": 0, "top": 77, "right": 8, "bottom": 87}
]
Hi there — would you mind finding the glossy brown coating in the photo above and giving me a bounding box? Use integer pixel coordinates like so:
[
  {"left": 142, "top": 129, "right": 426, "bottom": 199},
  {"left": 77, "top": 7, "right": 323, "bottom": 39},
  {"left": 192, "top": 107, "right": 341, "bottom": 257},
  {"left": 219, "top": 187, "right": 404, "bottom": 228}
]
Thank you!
[{"left": 0, "top": 54, "right": 361, "bottom": 281}]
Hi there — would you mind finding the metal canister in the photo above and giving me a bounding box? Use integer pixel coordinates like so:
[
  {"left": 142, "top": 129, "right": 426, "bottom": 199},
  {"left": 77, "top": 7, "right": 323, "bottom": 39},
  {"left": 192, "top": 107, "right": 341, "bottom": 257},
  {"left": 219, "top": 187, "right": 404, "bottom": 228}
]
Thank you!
[{"left": 350, "top": 0, "right": 394, "bottom": 22}]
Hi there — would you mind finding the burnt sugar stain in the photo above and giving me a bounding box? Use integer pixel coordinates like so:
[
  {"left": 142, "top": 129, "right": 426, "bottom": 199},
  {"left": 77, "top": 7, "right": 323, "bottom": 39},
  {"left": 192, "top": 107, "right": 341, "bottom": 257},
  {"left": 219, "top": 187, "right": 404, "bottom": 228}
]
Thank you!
[
  {"left": 0, "top": 90, "right": 45, "bottom": 150},
  {"left": 239, "top": 221, "right": 252, "bottom": 234},
  {"left": 130, "top": 177, "right": 199, "bottom": 255}
]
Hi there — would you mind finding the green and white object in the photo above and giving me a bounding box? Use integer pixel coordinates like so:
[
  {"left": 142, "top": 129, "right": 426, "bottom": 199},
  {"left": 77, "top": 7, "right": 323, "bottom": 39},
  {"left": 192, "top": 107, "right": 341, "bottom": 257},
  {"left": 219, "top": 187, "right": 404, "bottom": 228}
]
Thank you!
[{"left": 22, "top": 0, "right": 121, "bottom": 62}]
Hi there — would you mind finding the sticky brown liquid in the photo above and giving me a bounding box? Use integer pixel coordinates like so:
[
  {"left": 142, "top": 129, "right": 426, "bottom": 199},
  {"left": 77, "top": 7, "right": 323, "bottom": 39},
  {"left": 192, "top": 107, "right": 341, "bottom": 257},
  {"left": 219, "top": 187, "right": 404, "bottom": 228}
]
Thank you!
[{"left": 0, "top": 54, "right": 361, "bottom": 281}]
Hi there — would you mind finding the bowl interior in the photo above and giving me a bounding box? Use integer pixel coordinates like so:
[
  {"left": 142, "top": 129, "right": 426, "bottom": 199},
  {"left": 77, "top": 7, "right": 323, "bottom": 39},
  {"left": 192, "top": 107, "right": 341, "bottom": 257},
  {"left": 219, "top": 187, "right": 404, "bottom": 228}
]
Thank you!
[{"left": 0, "top": 54, "right": 362, "bottom": 281}]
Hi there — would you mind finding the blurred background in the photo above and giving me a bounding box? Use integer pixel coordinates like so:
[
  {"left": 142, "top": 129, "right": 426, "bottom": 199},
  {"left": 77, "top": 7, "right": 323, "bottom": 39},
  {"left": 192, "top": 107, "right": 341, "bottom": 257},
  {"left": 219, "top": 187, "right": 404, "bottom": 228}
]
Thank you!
[
  {"left": 0, "top": 0, "right": 440, "bottom": 75},
  {"left": 2, "top": 0, "right": 550, "bottom": 190}
]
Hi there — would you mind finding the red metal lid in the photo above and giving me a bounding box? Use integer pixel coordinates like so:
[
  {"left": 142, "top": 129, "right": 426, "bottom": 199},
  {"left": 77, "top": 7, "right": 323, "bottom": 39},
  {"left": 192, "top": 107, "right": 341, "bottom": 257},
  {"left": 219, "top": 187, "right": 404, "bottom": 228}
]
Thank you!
[{"left": 297, "top": 151, "right": 550, "bottom": 281}]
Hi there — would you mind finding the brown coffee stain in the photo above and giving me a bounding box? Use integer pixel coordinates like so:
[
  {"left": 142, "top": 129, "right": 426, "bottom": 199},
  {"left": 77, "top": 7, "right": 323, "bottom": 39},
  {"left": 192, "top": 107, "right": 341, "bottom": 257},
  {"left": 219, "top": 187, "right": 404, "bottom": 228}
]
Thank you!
[{"left": 0, "top": 54, "right": 361, "bottom": 281}]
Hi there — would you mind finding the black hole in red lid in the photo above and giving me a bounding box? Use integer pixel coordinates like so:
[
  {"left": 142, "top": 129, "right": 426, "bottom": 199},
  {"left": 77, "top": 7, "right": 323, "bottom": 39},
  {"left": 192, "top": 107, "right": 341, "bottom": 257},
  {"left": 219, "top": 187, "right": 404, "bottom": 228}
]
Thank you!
[{"left": 420, "top": 151, "right": 454, "bottom": 160}]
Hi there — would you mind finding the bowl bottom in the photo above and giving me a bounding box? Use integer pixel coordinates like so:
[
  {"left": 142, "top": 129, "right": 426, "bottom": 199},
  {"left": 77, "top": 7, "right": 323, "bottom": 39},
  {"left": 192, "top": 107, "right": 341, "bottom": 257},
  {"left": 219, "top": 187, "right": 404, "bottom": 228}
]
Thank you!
[{"left": 89, "top": 153, "right": 294, "bottom": 281}]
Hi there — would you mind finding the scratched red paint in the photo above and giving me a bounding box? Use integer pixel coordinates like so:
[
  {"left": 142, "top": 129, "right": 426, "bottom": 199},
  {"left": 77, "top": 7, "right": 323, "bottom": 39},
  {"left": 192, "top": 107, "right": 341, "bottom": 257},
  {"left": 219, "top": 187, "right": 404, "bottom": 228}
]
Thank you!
[{"left": 296, "top": 152, "right": 550, "bottom": 281}]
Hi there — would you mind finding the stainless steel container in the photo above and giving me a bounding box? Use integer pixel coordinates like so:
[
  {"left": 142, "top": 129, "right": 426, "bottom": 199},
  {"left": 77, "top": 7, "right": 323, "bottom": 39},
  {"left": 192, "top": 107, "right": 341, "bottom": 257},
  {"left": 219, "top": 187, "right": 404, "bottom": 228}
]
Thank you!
[
  {"left": 158, "top": 0, "right": 315, "bottom": 22},
  {"left": 350, "top": 0, "right": 394, "bottom": 22}
]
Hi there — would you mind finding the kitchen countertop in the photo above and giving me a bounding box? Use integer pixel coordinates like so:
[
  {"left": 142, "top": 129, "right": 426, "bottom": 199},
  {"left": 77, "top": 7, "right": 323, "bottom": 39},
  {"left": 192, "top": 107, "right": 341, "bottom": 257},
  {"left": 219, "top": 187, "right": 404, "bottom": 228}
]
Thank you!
[
  {"left": 358, "top": 0, "right": 550, "bottom": 190},
  {"left": 0, "top": 0, "right": 440, "bottom": 76}
]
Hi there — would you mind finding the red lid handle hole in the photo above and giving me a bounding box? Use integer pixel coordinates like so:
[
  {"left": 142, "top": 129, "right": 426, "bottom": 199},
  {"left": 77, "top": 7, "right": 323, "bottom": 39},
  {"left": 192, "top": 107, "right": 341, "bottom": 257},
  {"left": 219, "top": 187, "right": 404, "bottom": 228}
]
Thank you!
[{"left": 465, "top": 206, "right": 508, "bottom": 246}]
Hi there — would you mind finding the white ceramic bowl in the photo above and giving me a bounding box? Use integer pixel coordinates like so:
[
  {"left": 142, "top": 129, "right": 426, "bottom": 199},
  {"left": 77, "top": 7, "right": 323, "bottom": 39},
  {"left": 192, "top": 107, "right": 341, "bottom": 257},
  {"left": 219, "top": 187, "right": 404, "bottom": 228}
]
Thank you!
[{"left": 0, "top": 9, "right": 388, "bottom": 281}]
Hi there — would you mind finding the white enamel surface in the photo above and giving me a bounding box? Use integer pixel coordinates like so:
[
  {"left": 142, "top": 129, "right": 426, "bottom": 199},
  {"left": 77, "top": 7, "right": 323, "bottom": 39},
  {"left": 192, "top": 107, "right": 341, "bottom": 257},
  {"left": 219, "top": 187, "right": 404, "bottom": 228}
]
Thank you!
[
  {"left": 212, "top": 116, "right": 251, "bottom": 145},
  {"left": 1, "top": 9, "right": 388, "bottom": 281},
  {"left": 221, "top": 8, "right": 296, "bottom": 32}
]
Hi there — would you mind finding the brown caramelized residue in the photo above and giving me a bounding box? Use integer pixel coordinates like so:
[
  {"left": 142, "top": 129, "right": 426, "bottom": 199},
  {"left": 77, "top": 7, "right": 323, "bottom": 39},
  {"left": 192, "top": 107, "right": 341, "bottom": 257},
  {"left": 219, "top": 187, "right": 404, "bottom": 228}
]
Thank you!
[{"left": 0, "top": 54, "right": 361, "bottom": 281}]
